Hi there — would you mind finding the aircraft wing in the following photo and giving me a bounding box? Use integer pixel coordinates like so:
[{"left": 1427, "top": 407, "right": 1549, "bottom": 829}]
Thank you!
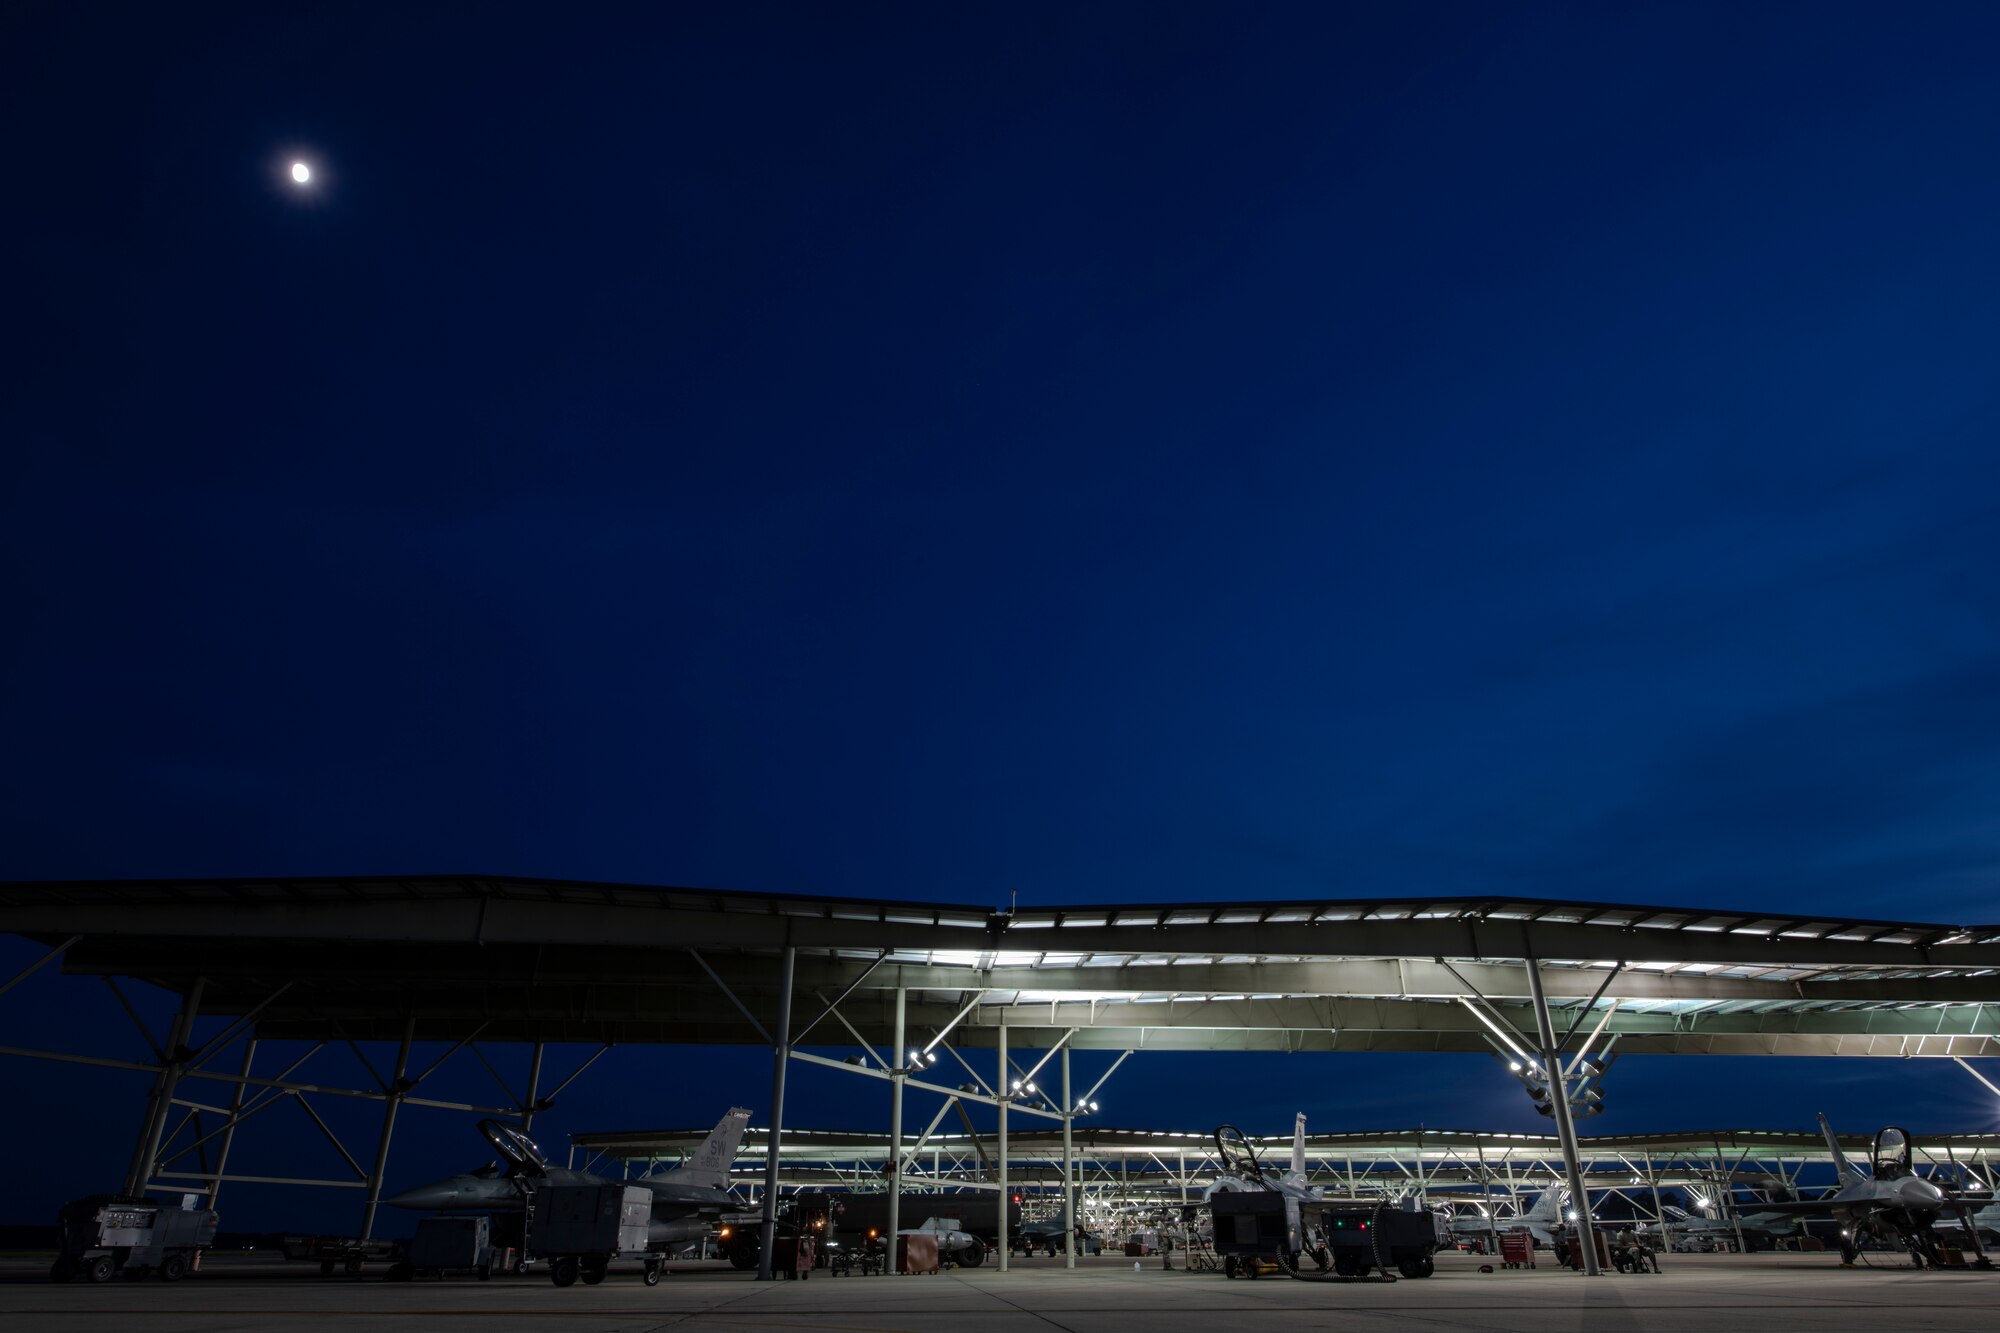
[{"left": 1721, "top": 1196, "right": 1860, "bottom": 1217}]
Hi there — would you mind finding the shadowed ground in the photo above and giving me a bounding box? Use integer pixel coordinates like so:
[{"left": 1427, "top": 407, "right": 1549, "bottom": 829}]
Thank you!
[{"left": 3, "top": 1250, "right": 1994, "bottom": 1332}]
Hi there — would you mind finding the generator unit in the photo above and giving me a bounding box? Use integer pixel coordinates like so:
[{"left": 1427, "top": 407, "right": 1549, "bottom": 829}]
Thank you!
[
  {"left": 1209, "top": 1191, "right": 1447, "bottom": 1281},
  {"left": 390, "top": 1215, "right": 498, "bottom": 1280},
  {"left": 1310, "top": 1203, "right": 1444, "bottom": 1278},
  {"left": 1209, "top": 1191, "right": 1289, "bottom": 1260},
  {"left": 50, "top": 1195, "right": 218, "bottom": 1284}
]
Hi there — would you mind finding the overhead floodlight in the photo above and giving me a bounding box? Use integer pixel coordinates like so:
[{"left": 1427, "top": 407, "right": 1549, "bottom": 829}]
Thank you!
[
  {"left": 1089, "top": 1100, "right": 1099, "bottom": 1112},
  {"left": 1507, "top": 1061, "right": 1523, "bottom": 1072},
  {"left": 1567, "top": 1210, "right": 1579, "bottom": 1221}
]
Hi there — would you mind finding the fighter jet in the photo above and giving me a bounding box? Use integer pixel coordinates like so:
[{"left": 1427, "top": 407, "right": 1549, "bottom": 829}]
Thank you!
[
  {"left": 1659, "top": 1202, "right": 1801, "bottom": 1248},
  {"left": 387, "top": 1107, "right": 752, "bottom": 1247},
  {"left": 1443, "top": 1187, "right": 1567, "bottom": 1247},
  {"left": 897, "top": 1216, "right": 989, "bottom": 1266},
  {"left": 1932, "top": 1199, "right": 2000, "bottom": 1248},
  {"left": 1206, "top": 1113, "right": 1350, "bottom": 1261},
  {"left": 1738, "top": 1116, "right": 1963, "bottom": 1266},
  {"left": 1206, "top": 1113, "right": 1319, "bottom": 1203}
]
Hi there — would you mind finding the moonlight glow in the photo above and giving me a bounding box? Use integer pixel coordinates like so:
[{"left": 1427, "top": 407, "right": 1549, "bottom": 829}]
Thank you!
[{"left": 290, "top": 162, "right": 311, "bottom": 184}]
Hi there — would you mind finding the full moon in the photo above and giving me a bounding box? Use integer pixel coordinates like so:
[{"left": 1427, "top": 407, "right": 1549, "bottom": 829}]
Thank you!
[{"left": 291, "top": 162, "right": 311, "bottom": 184}]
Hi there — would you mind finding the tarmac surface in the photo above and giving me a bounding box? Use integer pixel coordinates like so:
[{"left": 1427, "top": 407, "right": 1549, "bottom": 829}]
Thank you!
[{"left": 3, "top": 1250, "right": 1995, "bottom": 1332}]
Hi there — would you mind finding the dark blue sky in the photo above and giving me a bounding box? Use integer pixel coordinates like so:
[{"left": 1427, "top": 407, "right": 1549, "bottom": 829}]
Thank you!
[{"left": 4, "top": 2, "right": 1998, "bottom": 1230}]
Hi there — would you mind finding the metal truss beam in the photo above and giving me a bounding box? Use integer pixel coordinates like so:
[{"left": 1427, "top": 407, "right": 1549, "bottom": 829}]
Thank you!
[
  {"left": 48, "top": 945, "right": 2000, "bottom": 1008},
  {"left": 11, "top": 895, "right": 1999, "bottom": 969}
]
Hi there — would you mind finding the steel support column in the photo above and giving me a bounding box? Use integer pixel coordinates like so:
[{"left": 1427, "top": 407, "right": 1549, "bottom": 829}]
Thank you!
[
  {"left": 996, "top": 1019, "right": 1009, "bottom": 1273},
  {"left": 360, "top": 1016, "right": 416, "bottom": 1240},
  {"left": 1712, "top": 1138, "right": 1746, "bottom": 1255},
  {"left": 519, "top": 1041, "right": 546, "bottom": 1135},
  {"left": 1475, "top": 1139, "right": 1500, "bottom": 1255},
  {"left": 207, "top": 1037, "right": 258, "bottom": 1212},
  {"left": 124, "top": 979, "right": 205, "bottom": 1196},
  {"left": 1062, "top": 1045, "right": 1075, "bottom": 1270},
  {"left": 756, "top": 945, "right": 796, "bottom": 1281},
  {"left": 1524, "top": 960, "right": 1598, "bottom": 1274},
  {"left": 887, "top": 986, "right": 906, "bottom": 1274}
]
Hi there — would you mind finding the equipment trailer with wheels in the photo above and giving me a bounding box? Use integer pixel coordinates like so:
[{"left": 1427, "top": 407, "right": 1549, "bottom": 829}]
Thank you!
[
  {"left": 50, "top": 1195, "right": 218, "bottom": 1284},
  {"left": 1209, "top": 1188, "right": 1447, "bottom": 1282},
  {"left": 388, "top": 1215, "right": 503, "bottom": 1281},
  {"left": 280, "top": 1233, "right": 405, "bottom": 1275},
  {"left": 527, "top": 1182, "right": 654, "bottom": 1287}
]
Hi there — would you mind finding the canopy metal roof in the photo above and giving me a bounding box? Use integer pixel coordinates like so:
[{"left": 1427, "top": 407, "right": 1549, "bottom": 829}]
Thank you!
[
  {"left": 6, "top": 874, "right": 1999, "bottom": 1055},
  {"left": 569, "top": 1124, "right": 2000, "bottom": 1200},
  {"left": 572, "top": 1123, "right": 2000, "bottom": 1162}
]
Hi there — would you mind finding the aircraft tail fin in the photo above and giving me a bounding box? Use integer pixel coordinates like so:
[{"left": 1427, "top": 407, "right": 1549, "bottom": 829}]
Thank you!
[
  {"left": 1818, "top": 1113, "right": 1868, "bottom": 1189},
  {"left": 653, "top": 1107, "right": 752, "bottom": 1189},
  {"left": 1526, "top": 1186, "right": 1564, "bottom": 1222}
]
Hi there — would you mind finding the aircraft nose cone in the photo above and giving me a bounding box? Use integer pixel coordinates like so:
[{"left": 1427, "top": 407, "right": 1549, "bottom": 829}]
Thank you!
[
  {"left": 1901, "top": 1177, "right": 1946, "bottom": 1207},
  {"left": 384, "top": 1180, "right": 459, "bottom": 1210}
]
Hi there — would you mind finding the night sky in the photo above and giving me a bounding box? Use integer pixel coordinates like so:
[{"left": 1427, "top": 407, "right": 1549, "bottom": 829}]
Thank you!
[{"left": 4, "top": 2, "right": 1999, "bottom": 1232}]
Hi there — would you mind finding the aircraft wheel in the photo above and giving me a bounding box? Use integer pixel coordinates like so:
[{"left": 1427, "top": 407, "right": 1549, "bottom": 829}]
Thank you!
[
  {"left": 1222, "top": 1255, "right": 1238, "bottom": 1278},
  {"left": 643, "top": 1264, "right": 661, "bottom": 1286},
  {"left": 346, "top": 1257, "right": 364, "bottom": 1276},
  {"left": 960, "top": 1243, "right": 985, "bottom": 1268},
  {"left": 550, "top": 1256, "right": 579, "bottom": 1287},
  {"left": 88, "top": 1256, "right": 117, "bottom": 1284},
  {"left": 158, "top": 1253, "right": 188, "bottom": 1283}
]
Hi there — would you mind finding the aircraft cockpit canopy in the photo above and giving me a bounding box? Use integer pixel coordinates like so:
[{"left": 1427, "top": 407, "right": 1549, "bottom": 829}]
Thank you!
[
  {"left": 1213, "top": 1124, "right": 1269, "bottom": 1188},
  {"left": 1873, "top": 1126, "right": 1914, "bottom": 1179},
  {"left": 479, "top": 1118, "right": 549, "bottom": 1174}
]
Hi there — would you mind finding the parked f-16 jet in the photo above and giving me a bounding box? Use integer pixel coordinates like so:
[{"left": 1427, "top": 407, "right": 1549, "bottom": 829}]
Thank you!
[
  {"left": 1204, "top": 1114, "right": 1329, "bottom": 1256},
  {"left": 1443, "top": 1187, "right": 1567, "bottom": 1247},
  {"left": 1933, "top": 1199, "right": 2000, "bottom": 1248},
  {"left": 898, "top": 1217, "right": 988, "bottom": 1266},
  {"left": 386, "top": 1107, "right": 752, "bottom": 1247},
  {"left": 1206, "top": 1113, "right": 1318, "bottom": 1203},
  {"left": 1738, "top": 1116, "right": 1987, "bottom": 1267},
  {"left": 1659, "top": 1203, "right": 1802, "bottom": 1248}
]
